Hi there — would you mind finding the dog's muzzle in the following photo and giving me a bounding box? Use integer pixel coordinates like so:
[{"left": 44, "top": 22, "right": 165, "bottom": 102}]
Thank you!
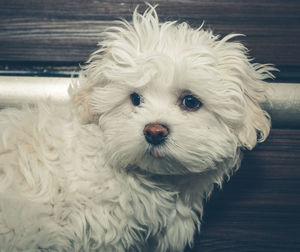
[{"left": 143, "top": 123, "right": 169, "bottom": 145}]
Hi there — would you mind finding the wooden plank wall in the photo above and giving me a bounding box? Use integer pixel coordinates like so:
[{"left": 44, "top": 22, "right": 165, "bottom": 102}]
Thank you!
[
  {"left": 1, "top": 0, "right": 300, "bottom": 81},
  {"left": 189, "top": 130, "right": 300, "bottom": 251},
  {"left": 0, "top": 1, "right": 300, "bottom": 251}
]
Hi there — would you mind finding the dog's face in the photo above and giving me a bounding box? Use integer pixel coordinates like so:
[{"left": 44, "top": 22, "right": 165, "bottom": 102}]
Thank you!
[{"left": 73, "top": 7, "right": 273, "bottom": 175}]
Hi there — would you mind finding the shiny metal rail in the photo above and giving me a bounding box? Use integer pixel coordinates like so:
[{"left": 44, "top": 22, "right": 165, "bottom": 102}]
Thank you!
[
  {"left": 0, "top": 76, "right": 299, "bottom": 128},
  {"left": 263, "top": 83, "right": 300, "bottom": 128}
]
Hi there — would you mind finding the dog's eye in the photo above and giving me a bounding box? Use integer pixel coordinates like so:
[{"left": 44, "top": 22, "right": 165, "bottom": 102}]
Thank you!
[
  {"left": 130, "top": 92, "right": 141, "bottom": 106},
  {"left": 181, "top": 95, "right": 202, "bottom": 111}
]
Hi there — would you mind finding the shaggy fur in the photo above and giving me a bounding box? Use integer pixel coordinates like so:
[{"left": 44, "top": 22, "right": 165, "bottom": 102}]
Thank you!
[{"left": 0, "top": 5, "right": 274, "bottom": 252}]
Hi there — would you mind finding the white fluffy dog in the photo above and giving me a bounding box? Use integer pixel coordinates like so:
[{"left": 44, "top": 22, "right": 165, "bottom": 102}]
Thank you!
[{"left": 0, "top": 5, "right": 274, "bottom": 252}]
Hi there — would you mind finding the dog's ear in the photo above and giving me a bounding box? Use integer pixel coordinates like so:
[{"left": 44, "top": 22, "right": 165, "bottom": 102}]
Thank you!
[
  {"left": 216, "top": 35, "right": 275, "bottom": 150},
  {"left": 238, "top": 94, "right": 271, "bottom": 150},
  {"left": 236, "top": 61, "right": 274, "bottom": 150},
  {"left": 71, "top": 86, "right": 97, "bottom": 124},
  {"left": 236, "top": 60, "right": 273, "bottom": 150},
  {"left": 70, "top": 72, "right": 100, "bottom": 124}
]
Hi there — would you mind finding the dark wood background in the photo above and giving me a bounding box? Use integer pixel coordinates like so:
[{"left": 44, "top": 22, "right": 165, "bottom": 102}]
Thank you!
[
  {"left": 187, "top": 129, "right": 300, "bottom": 252},
  {"left": 0, "top": 1, "right": 299, "bottom": 251},
  {"left": 1, "top": 0, "right": 300, "bottom": 81}
]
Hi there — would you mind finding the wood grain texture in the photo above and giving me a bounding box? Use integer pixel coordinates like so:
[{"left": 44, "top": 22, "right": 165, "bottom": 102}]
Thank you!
[
  {"left": 186, "top": 129, "right": 300, "bottom": 251},
  {"left": 0, "top": 0, "right": 299, "bottom": 81}
]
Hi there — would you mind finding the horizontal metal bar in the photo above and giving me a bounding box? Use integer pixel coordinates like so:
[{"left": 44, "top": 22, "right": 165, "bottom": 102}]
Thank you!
[
  {"left": 0, "top": 69, "right": 79, "bottom": 78},
  {"left": 0, "top": 76, "right": 71, "bottom": 106},
  {"left": 0, "top": 76, "right": 299, "bottom": 128},
  {"left": 262, "top": 83, "right": 300, "bottom": 128}
]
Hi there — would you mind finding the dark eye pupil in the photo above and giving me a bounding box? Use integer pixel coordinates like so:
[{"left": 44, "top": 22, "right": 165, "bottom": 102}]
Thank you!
[
  {"left": 130, "top": 93, "right": 141, "bottom": 106},
  {"left": 182, "top": 95, "right": 201, "bottom": 110}
]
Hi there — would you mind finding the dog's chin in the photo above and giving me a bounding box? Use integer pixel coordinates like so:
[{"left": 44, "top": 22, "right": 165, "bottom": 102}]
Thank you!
[{"left": 133, "top": 147, "right": 191, "bottom": 175}]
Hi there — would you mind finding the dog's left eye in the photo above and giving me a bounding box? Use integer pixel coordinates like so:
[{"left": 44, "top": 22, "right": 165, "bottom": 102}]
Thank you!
[
  {"left": 181, "top": 95, "right": 202, "bottom": 111},
  {"left": 130, "top": 92, "right": 141, "bottom": 106}
]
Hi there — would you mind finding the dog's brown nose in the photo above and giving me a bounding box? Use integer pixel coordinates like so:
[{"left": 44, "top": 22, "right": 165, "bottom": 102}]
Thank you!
[{"left": 143, "top": 123, "right": 169, "bottom": 145}]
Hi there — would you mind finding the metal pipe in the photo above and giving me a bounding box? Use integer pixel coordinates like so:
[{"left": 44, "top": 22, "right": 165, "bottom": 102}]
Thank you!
[
  {"left": 0, "top": 76, "right": 299, "bottom": 128},
  {"left": 262, "top": 83, "right": 300, "bottom": 128},
  {"left": 0, "top": 76, "right": 71, "bottom": 106}
]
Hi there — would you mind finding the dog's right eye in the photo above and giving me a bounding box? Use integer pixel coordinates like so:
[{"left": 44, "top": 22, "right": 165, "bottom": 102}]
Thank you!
[{"left": 130, "top": 92, "right": 141, "bottom": 106}]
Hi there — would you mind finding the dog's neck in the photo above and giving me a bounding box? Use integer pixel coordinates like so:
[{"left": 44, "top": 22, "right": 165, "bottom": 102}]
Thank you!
[{"left": 121, "top": 166, "right": 219, "bottom": 207}]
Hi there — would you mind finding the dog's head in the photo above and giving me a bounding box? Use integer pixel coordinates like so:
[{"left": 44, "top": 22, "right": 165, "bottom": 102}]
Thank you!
[{"left": 72, "top": 6, "right": 274, "bottom": 174}]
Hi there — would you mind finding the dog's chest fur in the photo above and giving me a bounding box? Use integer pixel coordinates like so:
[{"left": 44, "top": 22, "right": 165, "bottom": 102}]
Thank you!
[{"left": 0, "top": 107, "right": 205, "bottom": 250}]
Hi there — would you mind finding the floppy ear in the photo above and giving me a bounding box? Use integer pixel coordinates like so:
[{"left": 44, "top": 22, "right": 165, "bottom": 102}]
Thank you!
[
  {"left": 236, "top": 60, "right": 275, "bottom": 150},
  {"left": 216, "top": 35, "right": 275, "bottom": 150},
  {"left": 70, "top": 72, "right": 100, "bottom": 124},
  {"left": 236, "top": 60, "right": 274, "bottom": 150},
  {"left": 71, "top": 86, "right": 96, "bottom": 124},
  {"left": 238, "top": 94, "right": 271, "bottom": 150}
]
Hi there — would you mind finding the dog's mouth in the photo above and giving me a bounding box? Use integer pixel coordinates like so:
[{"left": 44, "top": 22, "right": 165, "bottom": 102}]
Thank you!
[{"left": 150, "top": 148, "right": 166, "bottom": 159}]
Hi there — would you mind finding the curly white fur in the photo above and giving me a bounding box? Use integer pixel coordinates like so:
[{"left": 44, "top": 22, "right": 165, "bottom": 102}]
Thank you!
[{"left": 0, "top": 5, "right": 274, "bottom": 252}]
